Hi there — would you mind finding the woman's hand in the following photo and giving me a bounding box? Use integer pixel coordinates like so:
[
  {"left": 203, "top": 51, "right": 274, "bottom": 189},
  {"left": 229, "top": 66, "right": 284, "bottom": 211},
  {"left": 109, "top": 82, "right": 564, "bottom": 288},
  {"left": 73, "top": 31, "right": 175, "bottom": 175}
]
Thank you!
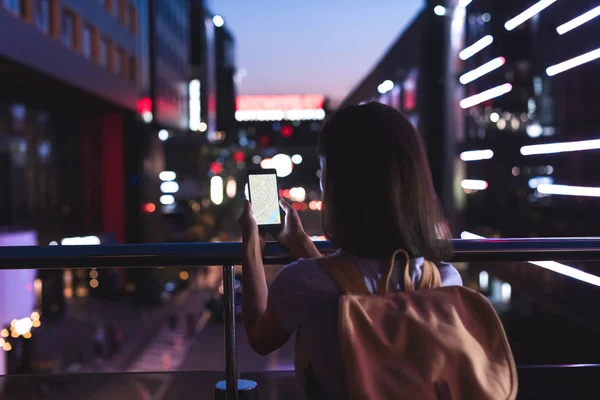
[
  {"left": 276, "top": 199, "right": 321, "bottom": 259},
  {"left": 238, "top": 200, "right": 265, "bottom": 253}
]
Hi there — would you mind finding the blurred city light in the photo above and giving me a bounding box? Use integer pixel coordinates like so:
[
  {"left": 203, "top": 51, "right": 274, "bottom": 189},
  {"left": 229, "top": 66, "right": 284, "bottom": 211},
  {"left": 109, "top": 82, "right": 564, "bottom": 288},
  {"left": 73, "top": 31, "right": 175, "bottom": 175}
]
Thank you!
[
  {"left": 537, "top": 184, "right": 600, "bottom": 198},
  {"left": 505, "top": 0, "right": 557, "bottom": 31},
  {"left": 546, "top": 48, "right": 600, "bottom": 76},
  {"left": 557, "top": 6, "right": 600, "bottom": 35},
  {"left": 61, "top": 236, "right": 101, "bottom": 245},
  {"left": 160, "top": 195, "right": 175, "bottom": 205},
  {"left": 211, "top": 176, "right": 224, "bottom": 205},
  {"left": 460, "top": 149, "right": 494, "bottom": 161},
  {"left": 461, "top": 179, "right": 488, "bottom": 191},
  {"left": 14, "top": 318, "right": 33, "bottom": 335},
  {"left": 213, "top": 15, "right": 224, "bottom": 27},
  {"left": 459, "top": 57, "right": 506, "bottom": 84},
  {"left": 460, "top": 83, "right": 512, "bottom": 109},
  {"left": 458, "top": 0, "right": 473, "bottom": 7},
  {"left": 289, "top": 187, "right": 306, "bottom": 202},
  {"left": 377, "top": 80, "right": 394, "bottom": 94},
  {"left": 180, "top": 271, "right": 190, "bottom": 280},
  {"left": 521, "top": 138, "right": 600, "bottom": 155},
  {"left": 526, "top": 122, "right": 543, "bottom": 138},
  {"left": 291, "top": 154, "right": 303, "bottom": 164},
  {"left": 226, "top": 178, "right": 237, "bottom": 198},
  {"left": 434, "top": 6, "right": 446, "bottom": 16},
  {"left": 479, "top": 271, "right": 489, "bottom": 291},
  {"left": 189, "top": 80, "right": 201, "bottom": 131},
  {"left": 161, "top": 181, "right": 180, "bottom": 194},
  {"left": 158, "top": 129, "right": 169, "bottom": 141},
  {"left": 262, "top": 154, "right": 293, "bottom": 177},
  {"left": 490, "top": 112, "right": 500, "bottom": 122},
  {"left": 501, "top": 283, "right": 512, "bottom": 302},
  {"left": 459, "top": 35, "right": 493, "bottom": 60},
  {"left": 159, "top": 171, "right": 177, "bottom": 181},
  {"left": 528, "top": 176, "right": 554, "bottom": 189}
]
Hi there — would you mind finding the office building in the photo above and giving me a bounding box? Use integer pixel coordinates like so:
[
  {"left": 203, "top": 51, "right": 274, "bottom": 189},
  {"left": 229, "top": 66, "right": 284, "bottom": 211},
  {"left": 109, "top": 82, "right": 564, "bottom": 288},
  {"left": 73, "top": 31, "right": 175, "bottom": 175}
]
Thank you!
[{"left": 342, "top": 0, "right": 600, "bottom": 238}]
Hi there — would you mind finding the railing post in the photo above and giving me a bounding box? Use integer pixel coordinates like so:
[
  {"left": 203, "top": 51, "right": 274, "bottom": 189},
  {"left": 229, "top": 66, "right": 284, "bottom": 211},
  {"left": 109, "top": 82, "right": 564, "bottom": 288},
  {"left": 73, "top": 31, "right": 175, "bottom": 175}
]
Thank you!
[
  {"left": 223, "top": 264, "right": 239, "bottom": 400},
  {"left": 214, "top": 265, "right": 258, "bottom": 400}
]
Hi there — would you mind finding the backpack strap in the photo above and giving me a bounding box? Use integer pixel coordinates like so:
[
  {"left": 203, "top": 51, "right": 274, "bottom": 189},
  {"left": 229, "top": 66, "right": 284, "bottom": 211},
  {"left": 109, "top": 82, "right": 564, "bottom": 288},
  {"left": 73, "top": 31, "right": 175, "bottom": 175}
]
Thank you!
[{"left": 377, "top": 249, "right": 443, "bottom": 294}]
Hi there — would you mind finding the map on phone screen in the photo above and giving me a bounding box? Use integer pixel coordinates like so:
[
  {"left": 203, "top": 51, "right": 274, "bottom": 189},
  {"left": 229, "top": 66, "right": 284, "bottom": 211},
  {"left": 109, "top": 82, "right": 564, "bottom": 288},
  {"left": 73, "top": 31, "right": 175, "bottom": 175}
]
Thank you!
[{"left": 249, "top": 174, "right": 281, "bottom": 225}]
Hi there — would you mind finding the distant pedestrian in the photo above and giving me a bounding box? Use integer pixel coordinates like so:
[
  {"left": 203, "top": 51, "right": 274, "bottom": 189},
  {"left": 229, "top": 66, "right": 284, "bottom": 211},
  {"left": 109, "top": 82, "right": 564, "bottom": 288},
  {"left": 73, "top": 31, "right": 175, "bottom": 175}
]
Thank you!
[{"left": 93, "top": 324, "right": 106, "bottom": 362}]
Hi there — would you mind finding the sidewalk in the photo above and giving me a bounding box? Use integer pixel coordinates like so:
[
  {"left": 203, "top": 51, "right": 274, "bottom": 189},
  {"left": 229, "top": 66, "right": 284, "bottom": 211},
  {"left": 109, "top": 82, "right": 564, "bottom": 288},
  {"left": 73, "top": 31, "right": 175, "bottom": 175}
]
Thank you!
[{"left": 31, "top": 285, "right": 197, "bottom": 374}]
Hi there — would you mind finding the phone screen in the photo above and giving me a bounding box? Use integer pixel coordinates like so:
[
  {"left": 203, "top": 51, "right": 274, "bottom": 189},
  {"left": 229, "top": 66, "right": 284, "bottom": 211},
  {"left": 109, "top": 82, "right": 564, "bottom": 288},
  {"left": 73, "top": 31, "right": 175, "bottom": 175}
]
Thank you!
[{"left": 248, "top": 173, "right": 281, "bottom": 225}]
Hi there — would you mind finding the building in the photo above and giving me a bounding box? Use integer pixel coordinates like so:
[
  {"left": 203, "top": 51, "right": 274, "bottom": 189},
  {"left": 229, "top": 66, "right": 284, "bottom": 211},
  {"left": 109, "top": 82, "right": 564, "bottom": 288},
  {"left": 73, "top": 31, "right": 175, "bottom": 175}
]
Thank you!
[
  {"left": 0, "top": 0, "right": 147, "bottom": 245},
  {"left": 341, "top": 0, "right": 600, "bottom": 238}
]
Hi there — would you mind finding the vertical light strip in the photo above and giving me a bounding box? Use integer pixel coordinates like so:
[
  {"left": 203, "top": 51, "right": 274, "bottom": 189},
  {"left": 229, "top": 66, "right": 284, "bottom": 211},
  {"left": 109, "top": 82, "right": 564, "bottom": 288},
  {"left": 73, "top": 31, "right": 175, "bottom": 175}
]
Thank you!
[
  {"left": 460, "top": 83, "right": 513, "bottom": 109},
  {"left": 546, "top": 48, "right": 600, "bottom": 76},
  {"left": 557, "top": 6, "right": 600, "bottom": 35},
  {"left": 459, "top": 57, "right": 506, "bottom": 84},
  {"left": 459, "top": 232, "right": 600, "bottom": 287},
  {"left": 459, "top": 35, "right": 494, "bottom": 60},
  {"left": 505, "top": 0, "right": 557, "bottom": 31},
  {"left": 458, "top": 0, "right": 473, "bottom": 7}
]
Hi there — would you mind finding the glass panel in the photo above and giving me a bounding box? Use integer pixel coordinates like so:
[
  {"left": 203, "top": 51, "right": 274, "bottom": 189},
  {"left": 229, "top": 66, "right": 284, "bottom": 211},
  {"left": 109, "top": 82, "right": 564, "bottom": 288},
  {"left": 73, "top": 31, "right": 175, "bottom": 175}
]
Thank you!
[
  {"left": 60, "top": 10, "right": 74, "bottom": 49},
  {"left": 34, "top": 0, "right": 50, "bottom": 34},
  {"left": 82, "top": 25, "right": 93, "bottom": 59}
]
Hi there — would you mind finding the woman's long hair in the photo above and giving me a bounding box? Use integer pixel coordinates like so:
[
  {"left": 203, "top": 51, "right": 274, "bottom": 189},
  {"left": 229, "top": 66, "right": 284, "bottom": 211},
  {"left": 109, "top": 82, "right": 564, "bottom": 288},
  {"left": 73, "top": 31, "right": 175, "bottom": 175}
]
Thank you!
[{"left": 318, "top": 102, "right": 452, "bottom": 263}]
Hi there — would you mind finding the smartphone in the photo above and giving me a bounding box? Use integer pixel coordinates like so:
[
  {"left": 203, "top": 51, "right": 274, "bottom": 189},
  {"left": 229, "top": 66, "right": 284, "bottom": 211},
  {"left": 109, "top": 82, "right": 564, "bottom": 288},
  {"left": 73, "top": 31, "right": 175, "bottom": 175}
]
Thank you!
[{"left": 247, "top": 169, "right": 283, "bottom": 230}]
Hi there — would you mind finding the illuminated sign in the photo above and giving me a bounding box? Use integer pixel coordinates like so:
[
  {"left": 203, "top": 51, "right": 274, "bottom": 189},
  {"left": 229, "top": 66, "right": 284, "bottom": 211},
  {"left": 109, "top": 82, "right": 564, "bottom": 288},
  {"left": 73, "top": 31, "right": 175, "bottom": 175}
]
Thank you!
[{"left": 235, "top": 95, "right": 326, "bottom": 122}]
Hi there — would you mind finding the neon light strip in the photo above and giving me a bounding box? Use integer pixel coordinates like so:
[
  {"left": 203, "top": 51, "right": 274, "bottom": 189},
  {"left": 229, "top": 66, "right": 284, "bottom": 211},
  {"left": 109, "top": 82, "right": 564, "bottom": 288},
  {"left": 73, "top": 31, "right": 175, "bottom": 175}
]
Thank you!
[
  {"left": 459, "top": 35, "right": 494, "bottom": 60},
  {"left": 460, "top": 83, "right": 512, "bottom": 109},
  {"left": 459, "top": 232, "right": 600, "bottom": 287},
  {"left": 461, "top": 179, "right": 488, "bottom": 190},
  {"left": 458, "top": 0, "right": 473, "bottom": 7},
  {"left": 460, "top": 149, "right": 494, "bottom": 161},
  {"left": 460, "top": 57, "right": 506, "bottom": 84},
  {"left": 520, "top": 138, "right": 600, "bottom": 155},
  {"left": 537, "top": 184, "right": 600, "bottom": 197},
  {"left": 557, "top": 6, "right": 600, "bottom": 35},
  {"left": 505, "top": 0, "right": 557, "bottom": 31},
  {"left": 546, "top": 48, "right": 600, "bottom": 76}
]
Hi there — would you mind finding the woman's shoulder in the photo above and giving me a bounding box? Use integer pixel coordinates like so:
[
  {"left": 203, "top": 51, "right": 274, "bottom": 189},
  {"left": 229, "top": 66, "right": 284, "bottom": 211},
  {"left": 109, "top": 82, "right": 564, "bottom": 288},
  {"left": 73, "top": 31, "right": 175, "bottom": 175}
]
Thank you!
[{"left": 271, "top": 255, "right": 341, "bottom": 294}]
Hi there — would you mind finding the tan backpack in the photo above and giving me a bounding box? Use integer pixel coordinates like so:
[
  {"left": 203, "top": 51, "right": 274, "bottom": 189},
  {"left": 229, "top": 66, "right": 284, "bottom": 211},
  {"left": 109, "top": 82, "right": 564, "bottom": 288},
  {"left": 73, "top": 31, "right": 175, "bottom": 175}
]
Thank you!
[{"left": 296, "top": 250, "right": 518, "bottom": 400}]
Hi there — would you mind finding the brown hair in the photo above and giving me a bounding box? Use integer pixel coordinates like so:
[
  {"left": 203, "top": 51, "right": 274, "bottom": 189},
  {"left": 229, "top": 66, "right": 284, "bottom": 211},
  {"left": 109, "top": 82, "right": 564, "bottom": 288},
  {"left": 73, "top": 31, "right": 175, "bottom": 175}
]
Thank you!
[{"left": 318, "top": 102, "right": 452, "bottom": 263}]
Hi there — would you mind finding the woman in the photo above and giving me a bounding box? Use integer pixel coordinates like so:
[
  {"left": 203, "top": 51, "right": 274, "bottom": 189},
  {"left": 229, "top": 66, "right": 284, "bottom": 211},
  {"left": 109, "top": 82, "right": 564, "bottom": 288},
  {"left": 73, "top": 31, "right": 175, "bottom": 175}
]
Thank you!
[{"left": 238, "top": 102, "right": 462, "bottom": 399}]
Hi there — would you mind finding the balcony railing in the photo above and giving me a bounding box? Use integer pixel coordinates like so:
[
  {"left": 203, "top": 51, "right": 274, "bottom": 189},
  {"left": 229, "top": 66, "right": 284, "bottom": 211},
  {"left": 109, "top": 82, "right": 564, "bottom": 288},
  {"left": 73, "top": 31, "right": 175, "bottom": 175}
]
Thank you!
[{"left": 1, "top": 238, "right": 600, "bottom": 399}]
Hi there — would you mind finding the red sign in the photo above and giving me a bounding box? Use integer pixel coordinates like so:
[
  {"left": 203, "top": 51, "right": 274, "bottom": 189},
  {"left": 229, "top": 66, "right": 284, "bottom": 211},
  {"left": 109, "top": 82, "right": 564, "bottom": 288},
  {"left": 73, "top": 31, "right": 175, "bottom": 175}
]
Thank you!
[{"left": 236, "top": 95, "right": 325, "bottom": 111}]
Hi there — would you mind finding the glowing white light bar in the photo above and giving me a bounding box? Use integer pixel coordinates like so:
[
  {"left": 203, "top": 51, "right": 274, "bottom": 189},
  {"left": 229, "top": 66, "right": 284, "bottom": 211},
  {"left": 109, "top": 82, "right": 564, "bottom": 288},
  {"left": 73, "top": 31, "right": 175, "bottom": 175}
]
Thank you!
[
  {"left": 211, "top": 176, "right": 224, "bottom": 205},
  {"left": 459, "top": 57, "right": 506, "bottom": 84},
  {"left": 235, "top": 109, "right": 326, "bottom": 122},
  {"left": 557, "top": 6, "right": 600, "bottom": 35},
  {"left": 460, "top": 231, "right": 600, "bottom": 287},
  {"left": 537, "top": 184, "right": 600, "bottom": 198},
  {"left": 461, "top": 179, "right": 488, "bottom": 190},
  {"left": 161, "top": 181, "right": 179, "bottom": 194},
  {"left": 460, "top": 149, "right": 494, "bottom": 161},
  {"left": 520, "top": 138, "right": 600, "bottom": 156},
  {"left": 377, "top": 80, "right": 394, "bottom": 94},
  {"left": 159, "top": 171, "right": 176, "bottom": 181},
  {"left": 505, "top": 0, "right": 557, "bottom": 31},
  {"left": 546, "top": 48, "right": 600, "bottom": 76},
  {"left": 458, "top": 0, "right": 473, "bottom": 7},
  {"left": 61, "top": 236, "right": 101, "bottom": 246},
  {"left": 189, "top": 80, "right": 201, "bottom": 131},
  {"left": 160, "top": 195, "right": 175, "bottom": 205},
  {"left": 460, "top": 83, "right": 512, "bottom": 109},
  {"left": 459, "top": 35, "right": 493, "bottom": 60}
]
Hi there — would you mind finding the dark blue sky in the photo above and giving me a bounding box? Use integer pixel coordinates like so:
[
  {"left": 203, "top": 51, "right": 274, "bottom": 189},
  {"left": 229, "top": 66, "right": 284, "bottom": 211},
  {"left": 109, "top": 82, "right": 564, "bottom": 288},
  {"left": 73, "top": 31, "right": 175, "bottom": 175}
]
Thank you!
[{"left": 211, "top": 0, "right": 423, "bottom": 104}]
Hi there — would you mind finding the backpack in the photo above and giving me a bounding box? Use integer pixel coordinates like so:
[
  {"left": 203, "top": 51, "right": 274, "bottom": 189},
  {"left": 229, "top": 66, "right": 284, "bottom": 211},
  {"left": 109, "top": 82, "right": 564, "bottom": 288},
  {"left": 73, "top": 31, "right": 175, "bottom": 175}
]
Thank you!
[{"left": 295, "top": 250, "right": 518, "bottom": 400}]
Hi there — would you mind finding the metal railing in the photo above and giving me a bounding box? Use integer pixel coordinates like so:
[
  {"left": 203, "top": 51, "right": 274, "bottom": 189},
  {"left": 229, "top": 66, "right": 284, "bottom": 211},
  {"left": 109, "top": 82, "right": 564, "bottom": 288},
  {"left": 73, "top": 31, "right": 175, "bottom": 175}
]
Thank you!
[{"left": 1, "top": 237, "right": 600, "bottom": 399}]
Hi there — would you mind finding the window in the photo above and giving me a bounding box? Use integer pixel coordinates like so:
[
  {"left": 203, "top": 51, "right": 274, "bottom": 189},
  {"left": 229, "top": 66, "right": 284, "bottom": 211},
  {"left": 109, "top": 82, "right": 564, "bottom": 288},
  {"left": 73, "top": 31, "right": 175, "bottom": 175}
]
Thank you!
[
  {"left": 129, "top": 56, "right": 137, "bottom": 83},
  {"left": 82, "top": 24, "right": 94, "bottom": 59},
  {"left": 115, "top": 47, "right": 124, "bottom": 75},
  {"left": 127, "top": 4, "right": 136, "bottom": 34},
  {"left": 3, "top": 0, "right": 21, "bottom": 16},
  {"left": 35, "top": 0, "right": 50, "bottom": 34},
  {"left": 99, "top": 37, "right": 109, "bottom": 67},
  {"left": 61, "top": 10, "right": 75, "bottom": 49}
]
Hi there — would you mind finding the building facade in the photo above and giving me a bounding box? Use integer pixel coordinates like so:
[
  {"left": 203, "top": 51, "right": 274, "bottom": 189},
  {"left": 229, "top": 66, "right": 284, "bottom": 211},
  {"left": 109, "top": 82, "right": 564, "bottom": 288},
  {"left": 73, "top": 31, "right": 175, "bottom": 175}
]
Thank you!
[{"left": 341, "top": 0, "right": 600, "bottom": 238}]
